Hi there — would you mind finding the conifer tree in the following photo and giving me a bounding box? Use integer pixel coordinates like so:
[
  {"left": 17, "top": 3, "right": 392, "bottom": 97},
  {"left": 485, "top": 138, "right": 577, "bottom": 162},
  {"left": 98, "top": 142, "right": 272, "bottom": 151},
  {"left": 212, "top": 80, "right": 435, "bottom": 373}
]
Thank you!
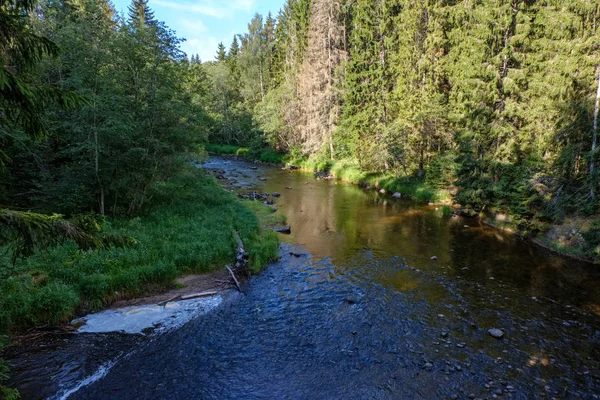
[
  {"left": 128, "top": 0, "right": 154, "bottom": 25},
  {"left": 216, "top": 42, "right": 227, "bottom": 62}
]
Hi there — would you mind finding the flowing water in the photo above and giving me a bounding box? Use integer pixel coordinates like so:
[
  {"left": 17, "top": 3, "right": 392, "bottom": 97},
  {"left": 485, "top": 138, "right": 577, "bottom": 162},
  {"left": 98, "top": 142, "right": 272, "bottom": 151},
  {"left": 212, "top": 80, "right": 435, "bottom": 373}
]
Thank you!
[{"left": 6, "top": 157, "right": 600, "bottom": 399}]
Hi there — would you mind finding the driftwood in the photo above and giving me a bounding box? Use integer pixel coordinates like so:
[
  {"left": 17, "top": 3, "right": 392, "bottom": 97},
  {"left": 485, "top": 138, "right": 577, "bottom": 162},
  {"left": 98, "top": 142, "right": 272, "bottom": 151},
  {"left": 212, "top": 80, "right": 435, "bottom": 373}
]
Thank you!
[
  {"left": 226, "top": 265, "right": 242, "bottom": 292},
  {"left": 158, "top": 295, "right": 182, "bottom": 306},
  {"left": 181, "top": 291, "right": 218, "bottom": 301}
]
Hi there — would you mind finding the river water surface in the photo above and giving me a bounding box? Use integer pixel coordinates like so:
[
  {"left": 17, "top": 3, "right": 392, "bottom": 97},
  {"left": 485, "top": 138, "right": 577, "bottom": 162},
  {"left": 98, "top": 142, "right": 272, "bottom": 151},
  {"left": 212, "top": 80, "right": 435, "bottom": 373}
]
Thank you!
[{"left": 7, "top": 157, "right": 600, "bottom": 399}]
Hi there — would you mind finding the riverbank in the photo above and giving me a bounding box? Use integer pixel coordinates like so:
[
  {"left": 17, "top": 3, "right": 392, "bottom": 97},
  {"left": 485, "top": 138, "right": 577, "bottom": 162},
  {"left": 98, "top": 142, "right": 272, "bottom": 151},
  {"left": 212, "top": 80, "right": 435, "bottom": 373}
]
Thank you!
[
  {"left": 0, "top": 165, "right": 279, "bottom": 335},
  {"left": 207, "top": 144, "right": 599, "bottom": 264},
  {"left": 205, "top": 144, "right": 451, "bottom": 203}
]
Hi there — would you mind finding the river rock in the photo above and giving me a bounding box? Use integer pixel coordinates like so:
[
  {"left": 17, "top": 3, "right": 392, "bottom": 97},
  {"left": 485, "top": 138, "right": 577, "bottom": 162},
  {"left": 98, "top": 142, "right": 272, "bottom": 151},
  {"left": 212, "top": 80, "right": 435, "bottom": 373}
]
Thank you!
[
  {"left": 274, "top": 226, "right": 291, "bottom": 234},
  {"left": 423, "top": 362, "right": 433, "bottom": 370},
  {"left": 392, "top": 192, "right": 402, "bottom": 198},
  {"left": 431, "top": 256, "right": 438, "bottom": 261},
  {"left": 259, "top": 177, "right": 267, "bottom": 181},
  {"left": 379, "top": 189, "right": 386, "bottom": 194},
  {"left": 441, "top": 331, "right": 449, "bottom": 338},
  {"left": 488, "top": 328, "right": 504, "bottom": 339},
  {"left": 272, "top": 192, "right": 281, "bottom": 198}
]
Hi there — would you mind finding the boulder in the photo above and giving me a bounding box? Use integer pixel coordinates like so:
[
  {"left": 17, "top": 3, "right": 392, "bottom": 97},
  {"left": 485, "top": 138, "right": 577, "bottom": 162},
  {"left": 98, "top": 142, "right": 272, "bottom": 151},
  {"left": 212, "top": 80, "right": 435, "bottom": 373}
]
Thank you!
[{"left": 392, "top": 192, "right": 402, "bottom": 198}]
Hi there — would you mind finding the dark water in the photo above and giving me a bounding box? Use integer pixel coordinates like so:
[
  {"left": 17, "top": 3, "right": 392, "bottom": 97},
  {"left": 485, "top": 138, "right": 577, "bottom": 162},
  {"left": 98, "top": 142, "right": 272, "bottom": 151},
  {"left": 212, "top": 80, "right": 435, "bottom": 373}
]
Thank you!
[{"left": 7, "top": 157, "right": 600, "bottom": 399}]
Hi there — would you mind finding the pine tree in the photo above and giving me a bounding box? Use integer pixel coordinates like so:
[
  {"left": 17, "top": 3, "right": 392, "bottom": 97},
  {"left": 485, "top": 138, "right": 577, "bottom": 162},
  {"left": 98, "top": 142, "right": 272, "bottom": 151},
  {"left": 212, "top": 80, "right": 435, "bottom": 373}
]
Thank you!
[
  {"left": 216, "top": 42, "right": 227, "bottom": 62},
  {"left": 128, "top": 0, "right": 154, "bottom": 25}
]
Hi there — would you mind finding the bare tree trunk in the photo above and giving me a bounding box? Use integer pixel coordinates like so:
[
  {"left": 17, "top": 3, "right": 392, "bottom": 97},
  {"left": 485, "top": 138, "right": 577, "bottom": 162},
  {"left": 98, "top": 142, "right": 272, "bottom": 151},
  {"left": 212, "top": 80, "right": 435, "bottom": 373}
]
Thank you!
[
  {"left": 591, "top": 71, "right": 600, "bottom": 199},
  {"left": 259, "top": 63, "right": 265, "bottom": 101}
]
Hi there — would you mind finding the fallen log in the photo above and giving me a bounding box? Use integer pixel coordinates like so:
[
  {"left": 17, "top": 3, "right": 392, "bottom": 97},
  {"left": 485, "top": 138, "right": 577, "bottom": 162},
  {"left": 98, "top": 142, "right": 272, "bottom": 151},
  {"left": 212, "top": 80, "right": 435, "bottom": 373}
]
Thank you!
[
  {"left": 181, "top": 291, "right": 218, "bottom": 301},
  {"left": 158, "top": 295, "right": 181, "bottom": 306}
]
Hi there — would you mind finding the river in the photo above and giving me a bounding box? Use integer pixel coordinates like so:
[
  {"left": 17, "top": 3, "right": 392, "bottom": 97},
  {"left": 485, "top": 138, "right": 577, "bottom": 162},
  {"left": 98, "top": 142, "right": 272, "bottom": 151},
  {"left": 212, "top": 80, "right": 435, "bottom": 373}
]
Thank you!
[{"left": 6, "top": 156, "right": 600, "bottom": 399}]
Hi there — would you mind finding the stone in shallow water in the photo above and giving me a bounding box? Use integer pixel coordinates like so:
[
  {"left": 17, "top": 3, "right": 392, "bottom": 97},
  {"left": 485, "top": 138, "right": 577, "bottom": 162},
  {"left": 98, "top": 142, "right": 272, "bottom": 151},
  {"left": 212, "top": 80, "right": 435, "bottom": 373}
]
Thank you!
[{"left": 488, "top": 328, "right": 505, "bottom": 339}]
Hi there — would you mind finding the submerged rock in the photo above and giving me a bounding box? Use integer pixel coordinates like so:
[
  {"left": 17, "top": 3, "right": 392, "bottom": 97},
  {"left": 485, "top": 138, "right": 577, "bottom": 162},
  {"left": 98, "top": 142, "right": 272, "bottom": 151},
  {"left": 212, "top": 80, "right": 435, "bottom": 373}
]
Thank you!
[{"left": 488, "top": 328, "right": 505, "bottom": 339}]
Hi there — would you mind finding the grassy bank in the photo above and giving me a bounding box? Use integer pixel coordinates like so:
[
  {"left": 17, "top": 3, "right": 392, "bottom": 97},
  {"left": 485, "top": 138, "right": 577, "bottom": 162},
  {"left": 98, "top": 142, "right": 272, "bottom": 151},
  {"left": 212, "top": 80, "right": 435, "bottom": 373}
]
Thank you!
[
  {"left": 0, "top": 166, "right": 279, "bottom": 333},
  {"left": 205, "top": 143, "right": 287, "bottom": 164},
  {"left": 206, "top": 144, "right": 450, "bottom": 203}
]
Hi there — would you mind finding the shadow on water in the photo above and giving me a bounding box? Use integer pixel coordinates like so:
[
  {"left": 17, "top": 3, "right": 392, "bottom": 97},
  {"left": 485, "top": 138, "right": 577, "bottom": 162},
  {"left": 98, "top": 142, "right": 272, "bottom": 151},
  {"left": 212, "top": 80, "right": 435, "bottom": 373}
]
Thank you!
[{"left": 7, "top": 156, "right": 600, "bottom": 399}]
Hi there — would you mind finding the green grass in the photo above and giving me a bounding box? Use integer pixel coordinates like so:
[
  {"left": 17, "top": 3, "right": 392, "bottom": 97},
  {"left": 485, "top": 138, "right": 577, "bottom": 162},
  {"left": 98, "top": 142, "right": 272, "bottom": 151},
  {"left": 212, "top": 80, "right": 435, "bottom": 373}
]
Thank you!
[
  {"left": 0, "top": 166, "right": 279, "bottom": 332},
  {"left": 206, "top": 142, "right": 451, "bottom": 203},
  {"left": 204, "top": 143, "right": 287, "bottom": 164},
  {"left": 298, "top": 158, "right": 451, "bottom": 203}
]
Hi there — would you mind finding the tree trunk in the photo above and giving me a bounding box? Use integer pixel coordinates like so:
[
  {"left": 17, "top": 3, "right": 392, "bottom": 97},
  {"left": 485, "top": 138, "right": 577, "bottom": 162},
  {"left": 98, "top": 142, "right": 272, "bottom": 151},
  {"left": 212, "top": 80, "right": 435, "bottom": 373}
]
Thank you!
[{"left": 591, "top": 71, "right": 600, "bottom": 199}]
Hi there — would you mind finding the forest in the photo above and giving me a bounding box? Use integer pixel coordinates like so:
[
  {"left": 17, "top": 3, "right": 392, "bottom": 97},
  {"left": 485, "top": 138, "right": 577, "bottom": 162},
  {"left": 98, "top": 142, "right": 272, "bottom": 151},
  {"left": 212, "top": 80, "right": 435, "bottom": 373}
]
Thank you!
[
  {"left": 205, "top": 0, "right": 600, "bottom": 255},
  {"left": 0, "top": 0, "right": 600, "bottom": 397}
]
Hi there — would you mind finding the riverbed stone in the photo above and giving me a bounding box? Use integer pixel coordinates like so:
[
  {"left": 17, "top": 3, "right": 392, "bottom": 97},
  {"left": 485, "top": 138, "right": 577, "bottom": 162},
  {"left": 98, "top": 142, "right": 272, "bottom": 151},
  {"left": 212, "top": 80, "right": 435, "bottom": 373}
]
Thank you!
[
  {"left": 392, "top": 192, "right": 402, "bottom": 198},
  {"left": 488, "top": 328, "right": 505, "bottom": 339},
  {"left": 272, "top": 192, "right": 281, "bottom": 197},
  {"left": 431, "top": 256, "right": 438, "bottom": 260},
  {"left": 423, "top": 362, "right": 433, "bottom": 370}
]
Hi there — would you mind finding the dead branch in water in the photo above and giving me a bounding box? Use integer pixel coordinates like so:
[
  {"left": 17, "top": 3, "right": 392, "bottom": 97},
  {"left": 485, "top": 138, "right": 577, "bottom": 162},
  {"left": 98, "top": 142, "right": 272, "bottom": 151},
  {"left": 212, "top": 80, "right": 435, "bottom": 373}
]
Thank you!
[{"left": 226, "top": 265, "right": 242, "bottom": 292}]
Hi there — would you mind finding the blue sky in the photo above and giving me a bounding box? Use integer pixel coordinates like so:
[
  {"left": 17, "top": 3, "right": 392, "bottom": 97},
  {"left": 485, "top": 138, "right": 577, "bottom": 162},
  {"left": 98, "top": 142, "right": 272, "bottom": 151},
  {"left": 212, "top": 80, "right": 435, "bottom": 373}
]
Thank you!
[{"left": 111, "top": 0, "right": 285, "bottom": 61}]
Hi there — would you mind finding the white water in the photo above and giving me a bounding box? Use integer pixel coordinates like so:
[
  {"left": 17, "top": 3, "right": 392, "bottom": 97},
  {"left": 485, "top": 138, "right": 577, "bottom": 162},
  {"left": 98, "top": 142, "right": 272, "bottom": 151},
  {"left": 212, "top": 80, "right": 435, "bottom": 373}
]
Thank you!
[
  {"left": 53, "top": 361, "right": 116, "bottom": 400},
  {"left": 73, "top": 296, "right": 223, "bottom": 334}
]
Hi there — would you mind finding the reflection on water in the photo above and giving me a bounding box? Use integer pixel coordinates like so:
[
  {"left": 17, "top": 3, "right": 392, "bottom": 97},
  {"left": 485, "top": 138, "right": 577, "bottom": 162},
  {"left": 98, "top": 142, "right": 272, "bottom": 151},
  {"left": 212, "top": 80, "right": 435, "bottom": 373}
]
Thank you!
[{"left": 257, "top": 163, "right": 600, "bottom": 312}]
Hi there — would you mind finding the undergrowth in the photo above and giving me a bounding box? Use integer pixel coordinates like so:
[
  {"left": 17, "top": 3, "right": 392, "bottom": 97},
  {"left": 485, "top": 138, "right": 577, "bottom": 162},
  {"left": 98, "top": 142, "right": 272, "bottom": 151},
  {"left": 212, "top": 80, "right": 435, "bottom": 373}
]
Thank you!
[{"left": 0, "top": 166, "right": 279, "bottom": 333}]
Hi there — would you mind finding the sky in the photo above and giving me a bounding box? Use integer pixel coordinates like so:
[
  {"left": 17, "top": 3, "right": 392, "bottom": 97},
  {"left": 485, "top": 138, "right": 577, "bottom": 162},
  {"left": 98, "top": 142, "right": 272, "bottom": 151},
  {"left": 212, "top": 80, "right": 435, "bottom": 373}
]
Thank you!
[{"left": 111, "top": 0, "right": 285, "bottom": 61}]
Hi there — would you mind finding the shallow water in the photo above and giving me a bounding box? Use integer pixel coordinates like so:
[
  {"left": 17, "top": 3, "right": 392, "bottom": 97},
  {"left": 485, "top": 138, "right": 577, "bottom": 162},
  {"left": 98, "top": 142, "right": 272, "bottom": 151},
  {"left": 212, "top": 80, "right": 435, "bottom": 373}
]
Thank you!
[{"left": 7, "top": 157, "right": 600, "bottom": 399}]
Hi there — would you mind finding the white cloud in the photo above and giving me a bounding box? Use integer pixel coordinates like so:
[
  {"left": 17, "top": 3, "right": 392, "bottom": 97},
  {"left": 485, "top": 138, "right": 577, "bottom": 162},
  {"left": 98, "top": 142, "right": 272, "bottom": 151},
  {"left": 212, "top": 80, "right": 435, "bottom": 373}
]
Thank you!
[
  {"left": 185, "top": 37, "right": 220, "bottom": 62},
  {"left": 179, "top": 19, "right": 208, "bottom": 35},
  {"left": 151, "top": 0, "right": 256, "bottom": 18}
]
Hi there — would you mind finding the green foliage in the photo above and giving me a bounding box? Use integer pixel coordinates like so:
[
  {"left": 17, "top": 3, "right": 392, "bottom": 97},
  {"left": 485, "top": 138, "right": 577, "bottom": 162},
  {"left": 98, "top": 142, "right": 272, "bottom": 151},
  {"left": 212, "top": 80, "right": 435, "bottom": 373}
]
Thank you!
[
  {"left": 0, "top": 335, "right": 19, "bottom": 400},
  {"left": 205, "top": 143, "right": 286, "bottom": 164},
  {"left": 582, "top": 222, "right": 600, "bottom": 262},
  {"left": 0, "top": 211, "right": 135, "bottom": 264},
  {"left": 0, "top": 167, "right": 278, "bottom": 331}
]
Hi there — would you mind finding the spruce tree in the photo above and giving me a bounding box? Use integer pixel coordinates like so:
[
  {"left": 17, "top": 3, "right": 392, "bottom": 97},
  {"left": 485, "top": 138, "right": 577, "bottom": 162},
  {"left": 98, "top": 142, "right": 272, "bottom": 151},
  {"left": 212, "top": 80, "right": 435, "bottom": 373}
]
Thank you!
[
  {"left": 216, "top": 42, "right": 227, "bottom": 62},
  {"left": 128, "top": 0, "right": 154, "bottom": 25}
]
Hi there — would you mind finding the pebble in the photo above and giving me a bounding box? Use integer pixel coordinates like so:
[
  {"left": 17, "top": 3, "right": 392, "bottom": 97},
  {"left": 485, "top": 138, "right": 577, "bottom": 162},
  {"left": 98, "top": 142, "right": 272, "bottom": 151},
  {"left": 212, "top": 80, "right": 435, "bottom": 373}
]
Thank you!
[
  {"left": 423, "top": 362, "right": 433, "bottom": 370},
  {"left": 441, "top": 331, "right": 449, "bottom": 338},
  {"left": 488, "top": 328, "right": 505, "bottom": 339},
  {"left": 272, "top": 192, "right": 281, "bottom": 197},
  {"left": 456, "top": 342, "right": 466, "bottom": 348},
  {"left": 431, "top": 256, "right": 438, "bottom": 260}
]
